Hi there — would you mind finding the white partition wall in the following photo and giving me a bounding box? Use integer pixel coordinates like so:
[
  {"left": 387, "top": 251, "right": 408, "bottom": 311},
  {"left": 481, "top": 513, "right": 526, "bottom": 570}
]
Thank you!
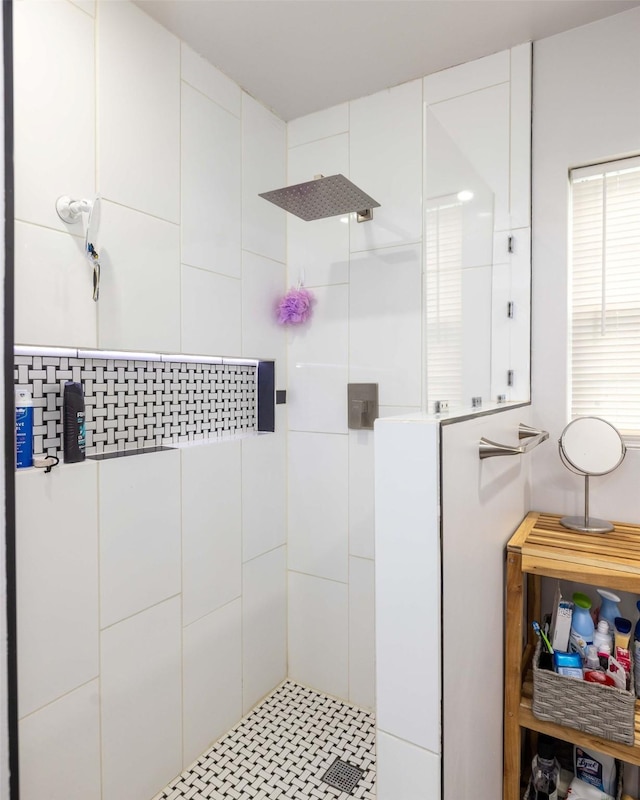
[{"left": 375, "top": 406, "right": 532, "bottom": 799}]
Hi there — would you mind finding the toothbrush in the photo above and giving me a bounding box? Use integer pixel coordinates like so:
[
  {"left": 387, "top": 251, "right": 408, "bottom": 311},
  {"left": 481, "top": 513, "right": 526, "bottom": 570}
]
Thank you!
[{"left": 532, "top": 620, "right": 554, "bottom": 654}]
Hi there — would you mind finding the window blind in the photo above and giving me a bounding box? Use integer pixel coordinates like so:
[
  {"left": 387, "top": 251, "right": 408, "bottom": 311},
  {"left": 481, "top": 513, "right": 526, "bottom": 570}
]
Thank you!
[
  {"left": 570, "top": 157, "right": 640, "bottom": 434},
  {"left": 425, "top": 200, "right": 463, "bottom": 409}
]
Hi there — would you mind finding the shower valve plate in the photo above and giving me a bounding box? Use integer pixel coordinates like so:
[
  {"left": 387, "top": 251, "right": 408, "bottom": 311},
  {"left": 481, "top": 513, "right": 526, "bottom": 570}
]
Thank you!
[{"left": 321, "top": 757, "right": 364, "bottom": 794}]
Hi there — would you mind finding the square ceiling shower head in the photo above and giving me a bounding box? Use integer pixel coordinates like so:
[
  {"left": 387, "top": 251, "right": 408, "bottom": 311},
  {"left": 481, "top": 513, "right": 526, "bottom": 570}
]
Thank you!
[
  {"left": 259, "top": 174, "right": 380, "bottom": 222},
  {"left": 320, "top": 757, "right": 364, "bottom": 794}
]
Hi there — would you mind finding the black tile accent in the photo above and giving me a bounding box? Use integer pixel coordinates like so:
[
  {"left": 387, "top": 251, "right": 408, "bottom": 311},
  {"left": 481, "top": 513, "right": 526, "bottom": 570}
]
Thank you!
[
  {"left": 14, "top": 355, "right": 257, "bottom": 458},
  {"left": 257, "top": 360, "right": 275, "bottom": 432},
  {"left": 276, "top": 389, "right": 287, "bottom": 405}
]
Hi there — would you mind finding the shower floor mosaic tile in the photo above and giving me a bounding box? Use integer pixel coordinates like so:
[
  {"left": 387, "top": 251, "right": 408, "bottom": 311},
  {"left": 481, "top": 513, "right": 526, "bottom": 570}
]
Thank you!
[{"left": 154, "top": 681, "right": 376, "bottom": 799}]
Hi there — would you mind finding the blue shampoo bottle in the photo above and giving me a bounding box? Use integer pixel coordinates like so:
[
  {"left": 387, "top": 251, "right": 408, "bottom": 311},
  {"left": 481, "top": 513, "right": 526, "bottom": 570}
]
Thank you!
[{"left": 15, "top": 388, "right": 34, "bottom": 468}]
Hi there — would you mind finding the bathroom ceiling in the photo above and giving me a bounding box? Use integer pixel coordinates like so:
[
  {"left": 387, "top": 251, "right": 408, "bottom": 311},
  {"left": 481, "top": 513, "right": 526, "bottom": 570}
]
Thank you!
[{"left": 135, "top": 0, "right": 640, "bottom": 121}]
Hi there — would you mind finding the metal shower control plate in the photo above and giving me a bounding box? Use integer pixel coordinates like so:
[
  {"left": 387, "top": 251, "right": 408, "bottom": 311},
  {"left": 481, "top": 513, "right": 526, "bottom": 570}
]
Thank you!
[{"left": 259, "top": 174, "right": 380, "bottom": 221}]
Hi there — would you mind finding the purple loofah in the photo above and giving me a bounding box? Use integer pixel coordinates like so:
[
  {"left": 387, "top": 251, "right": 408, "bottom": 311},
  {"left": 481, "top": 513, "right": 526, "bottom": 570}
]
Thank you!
[{"left": 276, "top": 286, "right": 315, "bottom": 325}]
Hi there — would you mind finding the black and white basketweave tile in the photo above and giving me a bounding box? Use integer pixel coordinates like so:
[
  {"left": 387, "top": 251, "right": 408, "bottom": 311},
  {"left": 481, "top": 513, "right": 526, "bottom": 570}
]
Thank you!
[
  {"left": 14, "top": 355, "right": 256, "bottom": 457},
  {"left": 154, "top": 681, "right": 376, "bottom": 800}
]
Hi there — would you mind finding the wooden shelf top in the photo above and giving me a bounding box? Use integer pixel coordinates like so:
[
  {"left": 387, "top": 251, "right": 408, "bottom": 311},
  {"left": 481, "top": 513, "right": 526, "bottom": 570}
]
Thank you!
[{"left": 507, "top": 511, "right": 640, "bottom": 590}]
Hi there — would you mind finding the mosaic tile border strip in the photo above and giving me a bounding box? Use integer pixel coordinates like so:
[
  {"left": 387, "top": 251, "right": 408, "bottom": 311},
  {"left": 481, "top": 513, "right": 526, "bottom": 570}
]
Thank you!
[
  {"left": 14, "top": 349, "right": 257, "bottom": 458},
  {"left": 155, "top": 680, "right": 376, "bottom": 800}
]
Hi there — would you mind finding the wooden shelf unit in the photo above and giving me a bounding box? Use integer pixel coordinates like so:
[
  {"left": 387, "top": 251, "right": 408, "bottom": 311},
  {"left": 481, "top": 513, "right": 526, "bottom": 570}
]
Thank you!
[{"left": 504, "top": 511, "right": 640, "bottom": 800}]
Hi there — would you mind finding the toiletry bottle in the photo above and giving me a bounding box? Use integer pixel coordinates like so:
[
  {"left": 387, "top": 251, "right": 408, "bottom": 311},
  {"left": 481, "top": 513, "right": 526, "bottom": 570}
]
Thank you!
[
  {"left": 531, "top": 735, "right": 560, "bottom": 800},
  {"left": 570, "top": 593, "right": 595, "bottom": 656},
  {"left": 596, "top": 589, "right": 621, "bottom": 630},
  {"left": 584, "top": 645, "right": 601, "bottom": 672},
  {"left": 593, "top": 619, "right": 613, "bottom": 653},
  {"left": 15, "top": 388, "right": 34, "bottom": 469},
  {"left": 613, "top": 616, "right": 632, "bottom": 674},
  {"left": 63, "top": 381, "right": 86, "bottom": 464},
  {"left": 597, "top": 642, "right": 611, "bottom": 671}
]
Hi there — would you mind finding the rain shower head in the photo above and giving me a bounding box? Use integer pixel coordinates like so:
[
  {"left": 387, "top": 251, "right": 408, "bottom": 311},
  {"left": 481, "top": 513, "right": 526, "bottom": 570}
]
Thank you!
[{"left": 259, "top": 174, "right": 380, "bottom": 222}]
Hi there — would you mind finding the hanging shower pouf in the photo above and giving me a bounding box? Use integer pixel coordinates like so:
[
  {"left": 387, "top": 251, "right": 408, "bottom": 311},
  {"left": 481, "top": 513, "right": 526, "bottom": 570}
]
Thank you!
[{"left": 276, "top": 283, "right": 315, "bottom": 326}]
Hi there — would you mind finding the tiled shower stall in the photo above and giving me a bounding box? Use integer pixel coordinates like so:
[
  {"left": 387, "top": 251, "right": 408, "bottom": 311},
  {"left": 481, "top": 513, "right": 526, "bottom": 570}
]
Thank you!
[{"left": 16, "top": 0, "right": 442, "bottom": 797}]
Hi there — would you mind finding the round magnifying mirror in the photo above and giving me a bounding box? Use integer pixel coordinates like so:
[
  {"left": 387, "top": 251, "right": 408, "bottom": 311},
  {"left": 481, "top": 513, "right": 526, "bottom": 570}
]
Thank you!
[{"left": 559, "top": 416, "right": 626, "bottom": 533}]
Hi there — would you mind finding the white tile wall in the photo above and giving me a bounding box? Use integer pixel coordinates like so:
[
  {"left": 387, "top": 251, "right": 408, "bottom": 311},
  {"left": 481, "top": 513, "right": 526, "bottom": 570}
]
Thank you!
[
  {"left": 288, "top": 432, "right": 348, "bottom": 583},
  {"left": 287, "top": 135, "right": 350, "bottom": 287},
  {"left": 242, "top": 547, "right": 287, "bottom": 713},
  {"left": 242, "top": 94, "right": 286, "bottom": 263},
  {"left": 101, "top": 597, "right": 182, "bottom": 800},
  {"left": 16, "top": 464, "right": 99, "bottom": 718},
  {"left": 182, "top": 599, "right": 242, "bottom": 767},
  {"left": 348, "top": 430, "right": 375, "bottom": 560},
  {"left": 287, "top": 284, "right": 349, "bottom": 434},
  {"left": 181, "top": 442, "right": 241, "bottom": 627},
  {"left": 15, "top": 3, "right": 288, "bottom": 798},
  {"left": 15, "top": 222, "right": 97, "bottom": 349},
  {"left": 98, "top": 201, "right": 181, "bottom": 353},
  {"left": 99, "top": 450, "right": 181, "bottom": 628},
  {"left": 349, "top": 79, "right": 423, "bottom": 252},
  {"left": 181, "top": 43, "right": 241, "bottom": 118},
  {"left": 288, "top": 572, "right": 348, "bottom": 699},
  {"left": 348, "top": 556, "right": 375, "bottom": 710},
  {"left": 350, "top": 244, "right": 423, "bottom": 407},
  {"left": 423, "top": 50, "right": 509, "bottom": 105},
  {"left": 181, "top": 266, "right": 241, "bottom": 356},
  {"left": 242, "top": 431, "right": 286, "bottom": 563},
  {"left": 14, "top": 0, "right": 95, "bottom": 235},
  {"left": 376, "top": 732, "right": 440, "bottom": 800},
  {"left": 375, "top": 418, "right": 440, "bottom": 753},
  {"left": 19, "top": 680, "right": 101, "bottom": 800},
  {"left": 181, "top": 82, "right": 241, "bottom": 277},
  {"left": 97, "top": 0, "right": 180, "bottom": 222},
  {"left": 288, "top": 102, "right": 349, "bottom": 148},
  {"left": 241, "top": 250, "right": 287, "bottom": 365}
]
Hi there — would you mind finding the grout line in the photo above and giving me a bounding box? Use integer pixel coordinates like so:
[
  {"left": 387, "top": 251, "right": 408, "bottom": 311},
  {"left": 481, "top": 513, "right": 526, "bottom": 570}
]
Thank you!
[
  {"left": 14, "top": 217, "right": 84, "bottom": 240},
  {"left": 99, "top": 592, "right": 183, "bottom": 634},
  {"left": 180, "top": 77, "right": 241, "bottom": 121},
  {"left": 181, "top": 593, "right": 243, "bottom": 632},
  {"left": 180, "top": 261, "right": 241, "bottom": 281},
  {"left": 97, "top": 197, "right": 180, "bottom": 228},
  {"left": 240, "top": 246, "right": 286, "bottom": 268},
  {"left": 287, "top": 568, "right": 348, "bottom": 587},
  {"left": 17, "top": 674, "right": 100, "bottom": 724},
  {"left": 288, "top": 130, "right": 349, "bottom": 152},
  {"left": 241, "top": 541, "right": 287, "bottom": 567}
]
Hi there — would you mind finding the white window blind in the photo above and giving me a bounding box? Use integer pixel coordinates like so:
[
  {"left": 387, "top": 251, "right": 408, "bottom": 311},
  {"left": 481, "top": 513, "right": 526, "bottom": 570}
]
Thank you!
[
  {"left": 425, "top": 200, "right": 463, "bottom": 409},
  {"left": 570, "top": 157, "right": 640, "bottom": 434}
]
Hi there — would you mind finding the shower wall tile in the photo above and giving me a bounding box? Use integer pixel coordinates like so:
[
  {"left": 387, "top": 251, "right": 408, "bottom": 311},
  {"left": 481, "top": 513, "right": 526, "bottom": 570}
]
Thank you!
[
  {"left": 350, "top": 244, "right": 423, "bottom": 407},
  {"left": 181, "top": 83, "right": 241, "bottom": 277},
  {"left": 349, "top": 79, "right": 423, "bottom": 252},
  {"left": 98, "top": 201, "right": 181, "bottom": 353},
  {"left": 287, "top": 135, "right": 350, "bottom": 287},
  {"left": 99, "top": 450, "right": 181, "bottom": 628},
  {"left": 242, "top": 430, "right": 286, "bottom": 563},
  {"left": 181, "top": 43, "right": 241, "bottom": 118},
  {"left": 16, "top": 463, "right": 99, "bottom": 718},
  {"left": 182, "top": 599, "right": 242, "bottom": 768},
  {"left": 15, "top": 222, "right": 98, "bottom": 349},
  {"left": 69, "top": 0, "right": 96, "bottom": 16},
  {"left": 348, "top": 430, "right": 375, "bottom": 560},
  {"left": 19, "top": 680, "right": 101, "bottom": 800},
  {"left": 14, "top": 0, "right": 95, "bottom": 235},
  {"left": 182, "top": 266, "right": 242, "bottom": 356},
  {"left": 288, "top": 102, "right": 349, "bottom": 148},
  {"left": 287, "top": 284, "right": 348, "bottom": 434},
  {"left": 241, "top": 251, "right": 287, "bottom": 366},
  {"left": 97, "top": 0, "right": 180, "bottom": 223},
  {"left": 288, "top": 432, "right": 348, "bottom": 584},
  {"left": 510, "top": 44, "right": 532, "bottom": 230},
  {"left": 101, "top": 597, "right": 182, "bottom": 800},
  {"left": 288, "top": 572, "right": 348, "bottom": 701},
  {"left": 376, "top": 732, "right": 441, "bottom": 799},
  {"left": 242, "top": 547, "right": 287, "bottom": 714},
  {"left": 348, "top": 556, "right": 375, "bottom": 710},
  {"left": 241, "top": 93, "right": 287, "bottom": 264},
  {"left": 181, "top": 442, "right": 241, "bottom": 627}
]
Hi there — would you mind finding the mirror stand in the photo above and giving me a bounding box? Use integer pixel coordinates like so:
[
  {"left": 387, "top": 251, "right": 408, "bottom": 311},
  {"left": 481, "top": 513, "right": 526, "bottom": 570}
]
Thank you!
[{"left": 560, "top": 475, "right": 614, "bottom": 533}]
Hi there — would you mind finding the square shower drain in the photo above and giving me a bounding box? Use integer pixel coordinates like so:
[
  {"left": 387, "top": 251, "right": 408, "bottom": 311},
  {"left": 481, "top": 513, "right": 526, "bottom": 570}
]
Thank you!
[{"left": 321, "top": 757, "right": 364, "bottom": 794}]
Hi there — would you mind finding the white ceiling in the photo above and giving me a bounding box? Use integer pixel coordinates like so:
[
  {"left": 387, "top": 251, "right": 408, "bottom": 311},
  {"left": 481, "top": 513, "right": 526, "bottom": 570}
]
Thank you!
[{"left": 136, "top": 0, "right": 640, "bottom": 121}]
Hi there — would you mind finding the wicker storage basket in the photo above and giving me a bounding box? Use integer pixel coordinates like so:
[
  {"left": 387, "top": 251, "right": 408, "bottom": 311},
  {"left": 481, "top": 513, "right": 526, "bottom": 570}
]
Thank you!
[{"left": 532, "top": 641, "right": 636, "bottom": 746}]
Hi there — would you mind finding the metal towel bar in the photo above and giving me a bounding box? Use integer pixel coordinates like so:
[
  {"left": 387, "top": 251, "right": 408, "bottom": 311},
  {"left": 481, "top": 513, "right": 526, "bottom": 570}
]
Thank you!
[{"left": 479, "top": 423, "right": 549, "bottom": 460}]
